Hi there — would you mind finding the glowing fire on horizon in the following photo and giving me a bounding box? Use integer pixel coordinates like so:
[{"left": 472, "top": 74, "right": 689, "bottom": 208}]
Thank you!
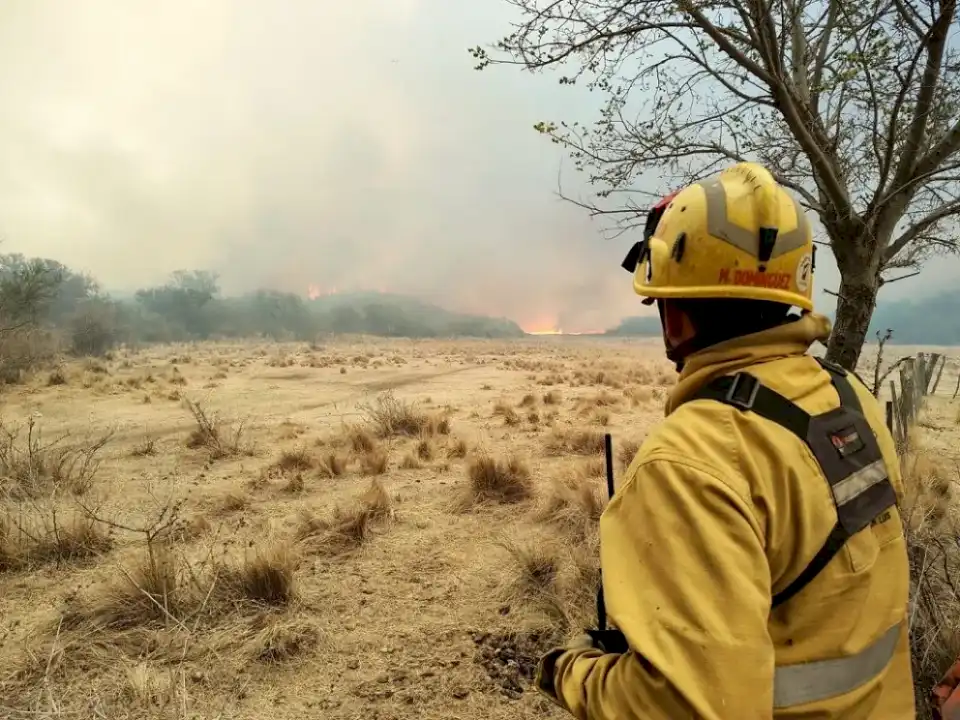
[
  {"left": 307, "top": 284, "right": 338, "bottom": 300},
  {"left": 307, "top": 284, "right": 391, "bottom": 300},
  {"left": 521, "top": 317, "right": 604, "bottom": 336}
]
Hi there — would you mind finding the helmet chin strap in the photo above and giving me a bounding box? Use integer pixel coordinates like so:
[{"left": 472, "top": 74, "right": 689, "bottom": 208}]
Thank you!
[{"left": 655, "top": 300, "right": 694, "bottom": 372}]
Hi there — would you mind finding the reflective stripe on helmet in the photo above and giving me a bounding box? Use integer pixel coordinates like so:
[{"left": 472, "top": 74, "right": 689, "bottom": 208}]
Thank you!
[
  {"left": 773, "top": 622, "right": 901, "bottom": 708},
  {"left": 701, "top": 177, "right": 809, "bottom": 260}
]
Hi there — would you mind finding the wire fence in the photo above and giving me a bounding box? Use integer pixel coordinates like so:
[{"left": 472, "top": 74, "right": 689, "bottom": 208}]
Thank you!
[{"left": 883, "top": 352, "right": 947, "bottom": 451}]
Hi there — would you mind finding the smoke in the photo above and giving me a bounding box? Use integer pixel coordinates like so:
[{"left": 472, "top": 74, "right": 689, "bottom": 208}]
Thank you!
[{"left": 0, "top": 1, "right": 950, "bottom": 332}]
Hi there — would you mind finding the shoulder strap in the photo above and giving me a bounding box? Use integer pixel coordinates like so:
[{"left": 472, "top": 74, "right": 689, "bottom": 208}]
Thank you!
[
  {"left": 691, "top": 360, "right": 897, "bottom": 610},
  {"left": 690, "top": 372, "right": 810, "bottom": 439}
]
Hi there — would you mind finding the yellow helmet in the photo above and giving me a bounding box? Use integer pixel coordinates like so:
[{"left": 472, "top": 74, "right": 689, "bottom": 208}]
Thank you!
[{"left": 621, "top": 162, "right": 816, "bottom": 311}]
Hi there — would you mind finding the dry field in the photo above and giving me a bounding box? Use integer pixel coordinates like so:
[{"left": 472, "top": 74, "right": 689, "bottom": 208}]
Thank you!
[{"left": 0, "top": 336, "right": 957, "bottom": 719}]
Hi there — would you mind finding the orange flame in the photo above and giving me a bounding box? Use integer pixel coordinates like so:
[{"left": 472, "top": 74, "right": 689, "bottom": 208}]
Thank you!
[{"left": 521, "top": 316, "right": 562, "bottom": 335}]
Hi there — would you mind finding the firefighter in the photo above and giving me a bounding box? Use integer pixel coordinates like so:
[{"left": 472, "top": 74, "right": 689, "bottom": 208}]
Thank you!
[{"left": 534, "top": 162, "right": 916, "bottom": 718}]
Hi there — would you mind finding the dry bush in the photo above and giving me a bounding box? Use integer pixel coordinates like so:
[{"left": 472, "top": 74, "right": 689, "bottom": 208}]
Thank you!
[
  {"left": 417, "top": 437, "right": 434, "bottom": 460},
  {"left": 0, "top": 328, "right": 57, "bottom": 385},
  {"left": 358, "top": 448, "right": 388, "bottom": 475},
  {"left": 182, "top": 397, "right": 247, "bottom": 459},
  {"left": 900, "top": 450, "right": 960, "bottom": 715},
  {"left": 317, "top": 451, "right": 347, "bottom": 478},
  {"left": 216, "top": 491, "right": 250, "bottom": 514},
  {"left": 62, "top": 540, "right": 299, "bottom": 635},
  {"left": 624, "top": 385, "right": 654, "bottom": 406},
  {"left": 400, "top": 453, "right": 421, "bottom": 469},
  {"left": 536, "top": 473, "right": 604, "bottom": 538},
  {"left": 214, "top": 544, "right": 299, "bottom": 608},
  {"left": 47, "top": 366, "right": 68, "bottom": 386},
  {"left": 544, "top": 429, "right": 606, "bottom": 456},
  {"left": 518, "top": 393, "right": 537, "bottom": 408},
  {"left": 542, "top": 390, "right": 561, "bottom": 405},
  {"left": 254, "top": 619, "right": 321, "bottom": 663},
  {"left": 271, "top": 447, "right": 314, "bottom": 474},
  {"left": 130, "top": 438, "right": 157, "bottom": 457},
  {"left": 455, "top": 454, "right": 533, "bottom": 511},
  {"left": 496, "top": 535, "right": 599, "bottom": 633},
  {"left": 493, "top": 400, "right": 521, "bottom": 427},
  {"left": 0, "top": 504, "right": 112, "bottom": 572},
  {"left": 618, "top": 438, "right": 641, "bottom": 469},
  {"left": 499, "top": 536, "right": 560, "bottom": 596},
  {"left": 360, "top": 391, "right": 436, "bottom": 438},
  {"left": 0, "top": 418, "right": 109, "bottom": 499},
  {"left": 343, "top": 423, "right": 377, "bottom": 453},
  {"left": 582, "top": 391, "right": 620, "bottom": 408},
  {"left": 297, "top": 479, "right": 394, "bottom": 556},
  {"left": 447, "top": 437, "right": 469, "bottom": 459}
]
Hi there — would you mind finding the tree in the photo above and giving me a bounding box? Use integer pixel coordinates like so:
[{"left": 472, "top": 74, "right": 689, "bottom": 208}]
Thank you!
[
  {"left": 0, "top": 254, "right": 64, "bottom": 328},
  {"left": 247, "top": 290, "right": 316, "bottom": 340},
  {"left": 473, "top": 0, "right": 960, "bottom": 369},
  {"left": 135, "top": 270, "right": 220, "bottom": 339},
  {"left": 67, "top": 298, "right": 118, "bottom": 357}
]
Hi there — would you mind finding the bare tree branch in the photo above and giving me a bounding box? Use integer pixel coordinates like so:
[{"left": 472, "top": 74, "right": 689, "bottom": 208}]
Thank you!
[{"left": 474, "top": 0, "right": 960, "bottom": 369}]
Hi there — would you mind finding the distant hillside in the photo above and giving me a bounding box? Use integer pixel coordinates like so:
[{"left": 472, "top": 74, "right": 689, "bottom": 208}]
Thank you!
[
  {"left": 605, "top": 315, "right": 662, "bottom": 336},
  {"left": 309, "top": 292, "right": 525, "bottom": 339},
  {"left": 606, "top": 291, "right": 960, "bottom": 346},
  {"left": 868, "top": 290, "right": 960, "bottom": 345}
]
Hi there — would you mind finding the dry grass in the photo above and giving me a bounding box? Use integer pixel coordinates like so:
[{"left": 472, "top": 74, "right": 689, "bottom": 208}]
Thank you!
[
  {"left": 317, "top": 451, "right": 347, "bottom": 478},
  {"left": 617, "top": 438, "right": 641, "bottom": 469},
  {"left": 447, "top": 437, "right": 469, "bottom": 458},
  {"left": 536, "top": 471, "right": 604, "bottom": 538},
  {"left": 0, "top": 338, "right": 949, "bottom": 719},
  {"left": 182, "top": 397, "right": 248, "bottom": 459},
  {"left": 61, "top": 540, "right": 299, "bottom": 635},
  {"left": 0, "top": 505, "right": 113, "bottom": 572},
  {"left": 495, "top": 534, "right": 599, "bottom": 633},
  {"left": 358, "top": 448, "right": 388, "bottom": 475},
  {"left": 343, "top": 423, "right": 377, "bottom": 453},
  {"left": 297, "top": 478, "right": 394, "bottom": 557},
  {"left": 360, "top": 391, "right": 439, "bottom": 438},
  {"left": 455, "top": 454, "right": 533, "bottom": 511},
  {"left": 544, "top": 428, "right": 606, "bottom": 456},
  {"left": 0, "top": 418, "right": 109, "bottom": 499},
  {"left": 271, "top": 446, "right": 314, "bottom": 474},
  {"left": 900, "top": 448, "right": 960, "bottom": 715}
]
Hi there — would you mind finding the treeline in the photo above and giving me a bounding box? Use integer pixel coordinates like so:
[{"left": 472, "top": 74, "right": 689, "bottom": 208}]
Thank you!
[
  {"left": 0, "top": 252, "right": 524, "bottom": 367},
  {"left": 604, "top": 316, "right": 662, "bottom": 336}
]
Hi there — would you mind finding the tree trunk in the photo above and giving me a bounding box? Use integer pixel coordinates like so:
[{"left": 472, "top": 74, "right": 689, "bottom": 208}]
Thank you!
[{"left": 824, "top": 271, "right": 880, "bottom": 371}]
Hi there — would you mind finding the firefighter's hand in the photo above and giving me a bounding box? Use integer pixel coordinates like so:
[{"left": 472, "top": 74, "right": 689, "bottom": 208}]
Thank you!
[
  {"left": 934, "top": 657, "right": 960, "bottom": 719},
  {"left": 534, "top": 634, "right": 596, "bottom": 702}
]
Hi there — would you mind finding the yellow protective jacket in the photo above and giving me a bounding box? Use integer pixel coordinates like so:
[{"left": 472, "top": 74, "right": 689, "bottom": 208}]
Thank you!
[{"left": 543, "top": 312, "right": 915, "bottom": 719}]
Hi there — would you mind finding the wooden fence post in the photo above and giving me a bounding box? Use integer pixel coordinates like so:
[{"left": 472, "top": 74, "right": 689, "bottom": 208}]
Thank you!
[
  {"left": 932, "top": 355, "right": 946, "bottom": 395},
  {"left": 900, "top": 360, "right": 916, "bottom": 441},
  {"left": 890, "top": 381, "right": 903, "bottom": 448},
  {"left": 925, "top": 353, "right": 941, "bottom": 394}
]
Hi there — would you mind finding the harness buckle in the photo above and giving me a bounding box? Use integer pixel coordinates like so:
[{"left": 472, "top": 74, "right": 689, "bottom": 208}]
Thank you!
[
  {"left": 725, "top": 373, "right": 759, "bottom": 411},
  {"left": 816, "top": 357, "right": 847, "bottom": 376}
]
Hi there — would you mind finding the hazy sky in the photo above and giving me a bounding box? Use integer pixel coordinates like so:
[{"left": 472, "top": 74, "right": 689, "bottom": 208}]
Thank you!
[{"left": 0, "top": 1, "right": 956, "bottom": 333}]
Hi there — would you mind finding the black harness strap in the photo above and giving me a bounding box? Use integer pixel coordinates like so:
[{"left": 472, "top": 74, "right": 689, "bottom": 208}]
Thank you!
[{"left": 691, "top": 358, "right": 898, "bottom": 610}]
